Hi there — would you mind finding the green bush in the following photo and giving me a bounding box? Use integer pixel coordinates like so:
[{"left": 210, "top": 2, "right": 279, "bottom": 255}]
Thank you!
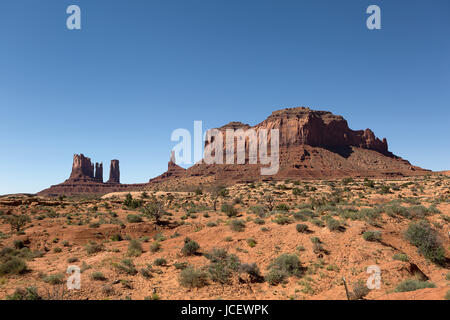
[
  {"left": 123, "top": 194, "right": 143, "bottom": 209},
  {"left": 405, "top": 221, "right": 445, "bottom": 265},
  {"left": 0, "top": 256, "right": 27, "bottom": 276},
  {"left": 153, "top": 258, "right": 167, "bottom": 266},
  {"left": 205, "top": 248, "right": 241, "bottom": 284},
  {"left": 6, "top": 286, "right": 41, "bottom": 300},
  {"left": 239, "top": 263, "right": 264, "bottom": 283},
  {"left": 392, "top": 253, "right": 409, "bottom": 262},
  {"left": 179, "top": 267, "right": 208, "bottom": 288},
  {"left": 273, "top": 214, "right": 293, "bottom": 225},
  {"left": 43, "top": 273, "right": 64, "bottom": 285},
  {"left": 181, "top": 238, "right": 200, "bottom": 256},
  {"left": 221, "top": 203, "right": 237, "bottom": 217},
  {"left": 114, "top": 259, "right": 138, "bottom": 275},
  {"left": 363, "top": 231, "right": 382, "bottom": 242},
  {"left": 230, "top": 219, "right": 245, "bottom": 232},
  {"left": 150, "top": 241, "right": 161, "bottom": 252},
  {"left": 127, "top": 239, "right": 143, "bottom": 257},
  {"left": 85, "top": 241, "right": 104, "bottom": 254},
  {"left": 445, "top": 290, "right": 450, "bottom": 300},
  {"left": 91, "top": 271, "right": 106, "bottom": 281},
  {"left": 296, "top": 224, "right": 309, "bottom": 233},
  {"left": 394, "top": 279, "right": 436, "bottom": 292},
  {"left": 350, "top": 280, "right": 370, "bottom": 300},
  {"left": 126, "top": 214, "right": 142, "bottom": 223},
  {"left": 265, "top": 254, "right": 303, "bottom": 285},
  {"left": 326, "top": 218, "right": 341, "bottom": 231}
]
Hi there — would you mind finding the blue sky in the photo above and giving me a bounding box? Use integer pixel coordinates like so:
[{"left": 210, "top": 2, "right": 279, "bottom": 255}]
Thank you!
[{"left": 0, "top": 0, "right": 449, "bottom": 194}]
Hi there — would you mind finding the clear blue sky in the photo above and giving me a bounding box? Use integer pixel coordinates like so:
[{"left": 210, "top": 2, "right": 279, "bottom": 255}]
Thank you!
[{"left": 0, "top": 0, "right": 449, "bottom": 194}]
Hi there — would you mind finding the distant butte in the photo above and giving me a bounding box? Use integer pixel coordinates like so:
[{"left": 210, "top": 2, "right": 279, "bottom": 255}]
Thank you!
[{"left": 38, "top": 107, "right": 430, "bottom": 196}]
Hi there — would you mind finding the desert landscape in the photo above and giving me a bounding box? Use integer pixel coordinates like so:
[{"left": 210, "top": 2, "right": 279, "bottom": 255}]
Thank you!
[{"left": 0, "top": 107, "right": 448, "bottom": 300}]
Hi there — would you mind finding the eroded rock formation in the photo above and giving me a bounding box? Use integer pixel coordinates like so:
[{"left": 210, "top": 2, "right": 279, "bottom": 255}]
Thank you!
[
  {"left": 107, "top": 160, "right": 120, "bottom": 184},
  {"left": 94, "top": 163, "right": 103, "bottom": 183},
  {"left": 69, "top": 154, "right": 95, "bottom": 180}
]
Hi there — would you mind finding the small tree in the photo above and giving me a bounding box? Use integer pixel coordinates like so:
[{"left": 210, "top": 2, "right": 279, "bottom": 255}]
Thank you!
[
  {"left": 211, "top": 186, "right": 229, "bottom": 211},
  {"left": 264, "top": 195, "right": 275, "bottom": 212},
  {"left": 142, "top": 201, "right": 164, "bottom": 224},
  {"left": 4, "top": 214, "right": 31, "bottom": 233}
]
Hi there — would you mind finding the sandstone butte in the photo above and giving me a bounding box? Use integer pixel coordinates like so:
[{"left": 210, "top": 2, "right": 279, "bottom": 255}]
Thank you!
[{"left": 37, "top": 107, "right": 430, "bottom": 197}]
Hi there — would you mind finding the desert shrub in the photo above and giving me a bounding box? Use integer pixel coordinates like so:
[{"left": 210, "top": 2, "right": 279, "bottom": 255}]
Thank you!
[
  {"left": 153, "top": 258, "right": 167, "bottom": 266},
  {"left": 114, "top": 259, "right": 138, "bottom": 275},
  {"left": 127, "top": 239, "right": 143, "bottom": 257},
  {"left": 350, "top": 280, "right": 370, "bottom": 300},
  {"left": 404, "top": 221, "right": 445, "bottom": 265},
  {"left": 123, "top": 193, "right": 143, "bottom": 209},
  {"left": 126, "top": 214, "right": 142, "bottom": 223},
  {"left": 364, "top": 178, "right": 375, "bottom": 188},
  {"left": 445, "top": 290, "right": 450, "bottom": 300},
  {"left": 296, "top": 224, "right": 309, "bottom": 233},
  {"left": 293, "top": 209, "right": 315, "bottom": 221},
  {"left": 174, "top": 262, "right": 188, "bottom": 270},
  {"left": 394, "top": 279, "right": 436, "bottom": 292},
  {"left": 265, "top": 254, "right": 303, "bottom": 285},
  {"left": 67, "top": 257, "right": 78, "bottom": 263},
  {"left": 230, "top": 219, "right": 245, "bottom": 232},
  {"left": 140, "top": 265, "right": 154, "bottom": 279},
  {"left": 221, "top": 203, "right": 237, "bottom": 217},
  {"left": 110, "top": 234, "right": 122, "bottom": 241},
  {"left": 102, "top": 284, "right": 114, "bottom": 295},
  {"left": 13, "top": 240, "right": 24, "bottom": 249},
  {"left": 181, "top": 238, "right": 200, "bottom": 256},
  {"left": 254, "top": 218, "right": 265, "bottom": 225},
  {"left": 392, "top": 253, "right": 409, "bottom": 262},
  {"left": 326, "top": 217, "right": 341, "bottom": 231},
  {"left": 91, "top": 271, "right": 106, "bottom": 281},
  {"left": 275, "top": 204, "right": 289, "bottom": 212},
  {"left": 385, "top": 204, "right": 410, "bottom": 218},
  {"left": 272, "top": 214, "right": 293, "bottom": 225},
  {"left": 0, "top": 256, "right": 27, "bottom": 276},
  {"left": 150, "top": 241, "right": 161, "bottom": 253},
  {"left": 360, "top": 208, "right": 381, "bottom": 220},
  {"left": 205, "top": 248, "right": 241, "bottom": 284},
  {"left": 179, "top": 266, "right": 208, "bottom": 288},
  {"left": 240, "top": 263, "right": 264, "bottom": 283},
  {"left": 89, "top": 222, "right": 100, "bottom": 228},
  {"left": 363, "top": 231, "right": 382, "bottom": 242},
  {"left": 6, "top": 286, "right": 41, "bottom": 300},
  {"left": 43, "top": 273, "right": 64, "bottom": 285},
  {"left": 265, "top": 268, "right": 287, "bottom": 286},
  {"left": 53, "top": 247, "right": 62, "bottom": 253},
  {"left": 311, "top": 218, "right": 324, "bottom": 227},
  {"left": 85, "top": 241, "right": 104, "bottom": 254},
  {"left": 206, "top": 221, "right": 217, "bottom": 227},
  {"left": 194, "top": 187, "right": 203, "bottom": 195},
  {"left": 292, "top": 188, "right": 303, "bottom": 196},
  {"left": 247, "top": 238, "right": 257, "bottom": 247},
  {"left": 249, "top": 205, "right": 268, "bottom": 218},
  {"left": 232, "top": 197, "right": 242, "bottom": 205}
]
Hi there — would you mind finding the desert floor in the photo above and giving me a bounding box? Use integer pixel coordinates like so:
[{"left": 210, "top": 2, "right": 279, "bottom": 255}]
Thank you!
[{"left": 0, "top": 175, "right": 449, "bottom": 300}]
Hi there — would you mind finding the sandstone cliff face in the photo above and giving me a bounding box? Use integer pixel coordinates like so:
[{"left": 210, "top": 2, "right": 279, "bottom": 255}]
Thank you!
[
  {"left": 107, "top": 160, "right": 120, "bottom": 184},
  {"left": 69, "top": 154, "right": 95, "bottom": 180},
  {"left": 252, "top": 107, "right": 389, "bottom": 154}
]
